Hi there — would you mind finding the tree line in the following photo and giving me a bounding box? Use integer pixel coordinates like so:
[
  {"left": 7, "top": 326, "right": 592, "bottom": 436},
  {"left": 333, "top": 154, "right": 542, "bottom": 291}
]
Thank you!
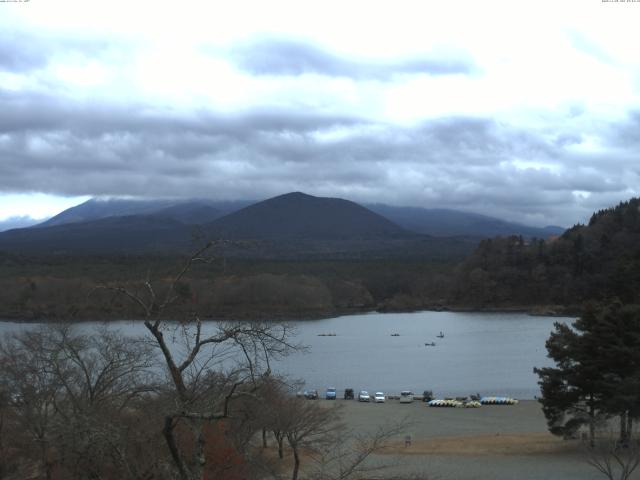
[
  {"left": 453, "top": 198, "right": 640, "bottom": 310},
  {"left": 0, "top": 254, "right": 454, "bottom": 322}
]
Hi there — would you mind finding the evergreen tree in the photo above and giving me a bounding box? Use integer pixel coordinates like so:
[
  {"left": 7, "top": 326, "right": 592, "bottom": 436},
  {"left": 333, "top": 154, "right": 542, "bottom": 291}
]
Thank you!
[
  {"left": 535, "top": 302, "right": 640, "bottom": 445},
  {"left": 586, "top": 302, "right": 640, "bottom": 445}
]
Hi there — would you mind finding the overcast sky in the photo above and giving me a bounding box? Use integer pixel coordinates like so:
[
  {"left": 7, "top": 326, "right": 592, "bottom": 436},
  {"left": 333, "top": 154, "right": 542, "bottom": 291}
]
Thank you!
[{"left": 1, "top": 0, "right": 639, "bottom": 228}]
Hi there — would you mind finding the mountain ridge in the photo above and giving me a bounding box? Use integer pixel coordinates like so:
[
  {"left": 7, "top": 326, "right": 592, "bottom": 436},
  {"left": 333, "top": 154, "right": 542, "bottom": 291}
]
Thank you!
[
  {"left": 37, "top": 198, "right": 253, "bottom": 228},
  {"left": 205, "top": 192, "right": 410, "bottom": 240},
  {"left": 366, "top": 204, "right": 563, "bottom": 238},
  {"left": 0, "top": 192, "right": 564, "bottom": 256},
  {"left": 29, "top": 194, "right": 563, "bottom": 239}
]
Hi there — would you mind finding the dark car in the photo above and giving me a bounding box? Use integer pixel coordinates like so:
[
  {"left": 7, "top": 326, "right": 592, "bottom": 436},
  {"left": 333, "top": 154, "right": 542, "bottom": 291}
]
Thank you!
[
  {"left": 344, "top": 388, "right": 354, "bottom": 400},
  {"left": 304, "top": 389, "right": 319, "bottom": 400}
]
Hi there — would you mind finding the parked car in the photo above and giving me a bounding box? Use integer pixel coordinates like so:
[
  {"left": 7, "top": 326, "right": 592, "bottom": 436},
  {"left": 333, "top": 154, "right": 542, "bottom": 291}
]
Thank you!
[
  {"left": 374, "top": 392, "right": 385, "bottom": 403},
  {"left": 358, "top": 390, "right": 370, "bottom": 402},
  {"left": 326, "top": 387, "right": 337, "bottom": 400},
  {"left": 399, "top": 391, "right": 414, "bottom": 403},
  {"left": 304, "top": 389, "right": 319, "bottom": 400},
  {"left": 344, "top": 388, "right": 354, "bottom": 400}
]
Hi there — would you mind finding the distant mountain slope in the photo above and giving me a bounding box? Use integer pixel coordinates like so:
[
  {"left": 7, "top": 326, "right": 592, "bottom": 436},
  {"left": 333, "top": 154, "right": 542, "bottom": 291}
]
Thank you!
[
  {"left": 0, "top": 191, "right": 566, "bottom": 258},
  {"left": 151, "top": 202, "right": 222, "bottom": 224},
  {"left": 0, "top": 216, "right": 41, "bottom": 233},
  {"left": 0, "top": 215, "right": 195, "bottom": 254},
  {"left": 367, "top": 204, "right": 564, "bottom": 238},
  {"left": 206, "top": 192, "right": 410, "bottom": 239},
  {"left": 0, "top": 192, "right": 448, "bottom": 257},
  {"left": 37, "top": 199, "right": 177, "bottom": 227},
  {"left": 37, "top": 198, "right": 251, "bottom": 228},
  {"left": 34, "top": 196, "right": 563, "bottom": 239}
]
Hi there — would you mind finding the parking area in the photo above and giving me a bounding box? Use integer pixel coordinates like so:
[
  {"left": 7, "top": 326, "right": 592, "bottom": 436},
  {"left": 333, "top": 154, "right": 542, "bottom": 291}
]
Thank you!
[{"left": 311, "top": 399, "right": 606, "bottom": 480}]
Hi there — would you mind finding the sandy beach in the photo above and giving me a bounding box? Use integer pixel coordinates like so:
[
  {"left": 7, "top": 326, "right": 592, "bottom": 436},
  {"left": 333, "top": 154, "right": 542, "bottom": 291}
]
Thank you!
[{"left": 321, "top": 399, "right": 622, "bottom": 480}]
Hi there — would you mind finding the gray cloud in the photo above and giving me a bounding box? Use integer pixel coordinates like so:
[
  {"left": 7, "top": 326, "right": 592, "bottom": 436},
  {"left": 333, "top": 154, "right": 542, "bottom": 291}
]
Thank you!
[
  {"left": 0, "top": 32, "right": 49, "bottom": 71},
  {"left": 1, "top": 84, "right": 638, "bottom": 228},
  {"left": 228, "top": 37, "right": 477, "bottom": 79},
  {"left": 0, "top": 29, "right": 127, "bottom": 73},
  {"left": 609, "top": 110, "right": 640, "bottom": 149}
]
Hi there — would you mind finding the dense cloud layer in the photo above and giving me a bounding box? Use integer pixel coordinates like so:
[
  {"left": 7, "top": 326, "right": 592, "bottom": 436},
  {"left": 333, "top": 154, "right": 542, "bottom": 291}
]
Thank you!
[
  {"left": 1, "top": 82, "right": 638, "bottom": 227},
  {"left": 1, "top": 5, "right": 639, "bottom": 228},
  {"left": 230, "top": 37, "right": 477, "bottom": 79}
]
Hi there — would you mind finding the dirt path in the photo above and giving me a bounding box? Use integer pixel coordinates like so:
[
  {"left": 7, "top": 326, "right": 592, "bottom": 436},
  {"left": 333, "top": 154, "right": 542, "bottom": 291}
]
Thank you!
[{"left": 384, "top": 432, "right": 577, "bottom": 456}]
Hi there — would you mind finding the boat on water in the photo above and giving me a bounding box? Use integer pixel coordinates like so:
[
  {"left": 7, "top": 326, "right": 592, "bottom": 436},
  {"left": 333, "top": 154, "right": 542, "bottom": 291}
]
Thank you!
[
  {"left": 425, "top": 342, "right": 436, "bottom": 347},
  {"left": 437, "top": 331, "right": 445, "bottom": 338}
]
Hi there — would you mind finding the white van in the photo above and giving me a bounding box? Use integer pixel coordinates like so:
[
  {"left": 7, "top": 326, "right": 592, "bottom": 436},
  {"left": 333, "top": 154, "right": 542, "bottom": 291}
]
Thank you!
[{"left": 399, "top": 391, "right": 414, "bottom": 403}]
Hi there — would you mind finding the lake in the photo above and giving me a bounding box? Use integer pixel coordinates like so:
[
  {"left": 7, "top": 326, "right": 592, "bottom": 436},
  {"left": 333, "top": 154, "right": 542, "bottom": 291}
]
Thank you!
[{"left": 0, "top": 310, "right": 573, "bottom": 399}]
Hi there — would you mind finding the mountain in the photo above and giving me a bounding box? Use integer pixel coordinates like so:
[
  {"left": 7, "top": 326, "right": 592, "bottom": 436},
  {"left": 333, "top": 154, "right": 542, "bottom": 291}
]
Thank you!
[
  {"left": 37, "top": 198, "right": 252, "bottom": 228},
  {"left": 37, "top": 199, "right": 177, "bottom": 227},
  {"left": 0, "top": 216, "right": 42, "bottom": 233},
  {"left": 150, "top": 202, "right": 222, "bottom": 224},
  {"left": 33, "top": 196, "right": 563, "bottom": 239},
  {"left": 0, "top": 215, "right": 195, "bottom": 254},
  {"left": 0, "top": 193, "right": 420, "bottom": 256},
  {"left": 367, "top": 204, "right": 564, "bottom": 238},
  {"left": 0, "top": 192, "right": 563, "bottom": 258},
  {"left": 206, "top": 192, "right": 409, "bottom": 240}
]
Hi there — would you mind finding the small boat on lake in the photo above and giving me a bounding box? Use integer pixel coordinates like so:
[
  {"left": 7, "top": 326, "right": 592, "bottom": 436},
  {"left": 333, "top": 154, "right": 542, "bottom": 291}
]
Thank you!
[
  {"left": 437, "top": 331, "right": 445, "bottom": 338},
  {"left": 425, "top": 342, "right": 436, "bottom": 347}
]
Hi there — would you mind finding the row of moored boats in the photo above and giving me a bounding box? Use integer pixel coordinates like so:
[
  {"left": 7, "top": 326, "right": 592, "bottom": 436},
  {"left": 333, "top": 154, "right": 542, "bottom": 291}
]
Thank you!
[{"left": 427, "top": 396, "right": 519, "bottom": 408}]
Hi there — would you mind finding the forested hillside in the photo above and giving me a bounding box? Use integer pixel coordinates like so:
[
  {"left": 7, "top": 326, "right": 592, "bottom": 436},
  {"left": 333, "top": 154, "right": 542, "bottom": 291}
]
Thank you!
[
  {"left": 0, "top": 254, "right": 454, "bottom": 321},
  {"left": 452, "top": 198, "right": 640, "bottom": 310},
  {"left": 4, "top": 198, "right": 639, "bottom": 321}
]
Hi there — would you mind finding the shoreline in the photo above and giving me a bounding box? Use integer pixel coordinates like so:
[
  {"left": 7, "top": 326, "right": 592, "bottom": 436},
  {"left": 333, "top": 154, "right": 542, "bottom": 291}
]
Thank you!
[
  {"left": 0, "top": 303, "right": 580, "bottom": 324},
  {"left": 1, "top": 315, "right": 557, "bottom": 401}
]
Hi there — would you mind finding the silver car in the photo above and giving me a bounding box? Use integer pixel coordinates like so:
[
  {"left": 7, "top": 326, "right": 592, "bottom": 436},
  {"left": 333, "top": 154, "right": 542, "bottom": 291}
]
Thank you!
[{"left": 358, "top": 390, "right": 370, "bottom": 402}]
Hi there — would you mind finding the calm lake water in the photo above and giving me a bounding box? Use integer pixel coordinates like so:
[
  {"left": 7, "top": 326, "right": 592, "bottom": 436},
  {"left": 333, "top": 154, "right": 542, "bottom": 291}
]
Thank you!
[{"left": 0, "top": 311, "right": 573, "bottom": 399}]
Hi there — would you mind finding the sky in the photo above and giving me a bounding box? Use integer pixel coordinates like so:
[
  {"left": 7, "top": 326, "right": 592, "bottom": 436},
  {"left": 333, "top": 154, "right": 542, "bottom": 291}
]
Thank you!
[{"left": 1, "top": 0, "right": 639, "bottom": 229}]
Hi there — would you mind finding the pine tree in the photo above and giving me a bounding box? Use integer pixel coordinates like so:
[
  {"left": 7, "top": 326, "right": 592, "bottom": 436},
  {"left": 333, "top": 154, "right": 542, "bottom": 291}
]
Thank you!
[{"left": 535, "top": 302, "right": 640, "bottom": 445}]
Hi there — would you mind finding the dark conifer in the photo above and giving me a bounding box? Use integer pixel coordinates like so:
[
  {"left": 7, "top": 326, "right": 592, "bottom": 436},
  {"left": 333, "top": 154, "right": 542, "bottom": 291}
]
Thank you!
[{"left": 535, "top": 302, "right": 640, "bottom": 445}]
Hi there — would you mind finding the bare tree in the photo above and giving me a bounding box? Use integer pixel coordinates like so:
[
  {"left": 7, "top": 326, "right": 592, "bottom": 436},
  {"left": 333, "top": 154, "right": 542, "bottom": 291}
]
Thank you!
[
  {"left": 585, "top": 428, "right": 640, "bottom": 480},
  {"left": 0, "top": 325, "right": 162, "bottom": 480},
  {"left": 253, "top": 378, "right": 416, "bottom": 480},
  {"left": 47, "top": 326, "right": 161, "bottom": 480},
  {"left": 281, "top": 396, "right": 341, "bottom": 480},
  {"left": 307, "top": 421, "right": 409, "bottom": 480},
  {"left": 0, "top": 328, "right": 62, "bottom": 480},
  {"left": 258, "top": 377, "right": 296, "bottom": 460},
  {"left": 100, "top": 241, "right": 299, "bottom": 480}
]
